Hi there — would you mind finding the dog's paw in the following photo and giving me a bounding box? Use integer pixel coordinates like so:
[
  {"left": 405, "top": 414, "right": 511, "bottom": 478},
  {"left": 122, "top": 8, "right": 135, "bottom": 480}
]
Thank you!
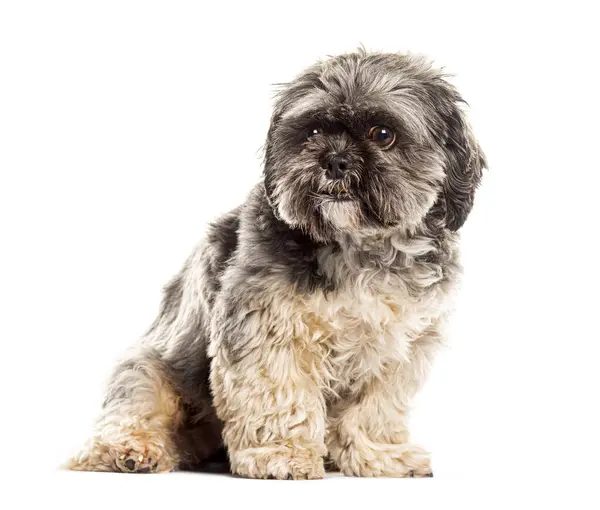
[
  {"left": 113, "top": 445, "right": 165, "bottom": 473},
  {"left": 337, "top": 443, "right": 433, "bottom": 478},
  {"left": 64, "top": 429, "right": 177, "bottom": 473},
  {"left": 230, "top": 446, "right": 325, "bottom": 480}
]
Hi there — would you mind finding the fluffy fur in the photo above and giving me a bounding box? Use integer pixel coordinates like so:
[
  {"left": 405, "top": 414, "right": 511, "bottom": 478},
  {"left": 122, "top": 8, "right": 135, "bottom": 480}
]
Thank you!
[{"left": 66, "top": 50, "right": 485, "bottom": 479}]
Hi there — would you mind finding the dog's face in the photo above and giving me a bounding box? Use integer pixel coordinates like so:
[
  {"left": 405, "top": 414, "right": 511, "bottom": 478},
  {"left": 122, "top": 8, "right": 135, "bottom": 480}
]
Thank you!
[{"left": 264, "top": 51, "right": 486, "bottom": 241}]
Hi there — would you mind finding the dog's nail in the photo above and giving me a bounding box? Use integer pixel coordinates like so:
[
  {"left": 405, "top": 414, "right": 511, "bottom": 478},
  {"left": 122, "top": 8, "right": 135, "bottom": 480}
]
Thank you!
[
  {"left": 138, "top": 454, "right": 144, "bottom": 463},
  {"left": 137, "top": 466, "right": 151, "bottom": 474},
  {"left": 286, "top": 473, "right": 293, "bottom": 480},
  {"left": 425, "top": 472, "right": 434, "bottom": 477},
  {"left": 124, "top": 459, "right": 136, "bottom": 471},
  {"left": 408, "top": 470, "right": 415, "bottom": 477}
]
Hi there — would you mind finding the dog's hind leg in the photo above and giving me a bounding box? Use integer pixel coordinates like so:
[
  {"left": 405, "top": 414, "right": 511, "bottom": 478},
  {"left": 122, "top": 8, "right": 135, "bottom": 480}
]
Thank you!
[
  {"left": 65, "top": 222, "right": 237, "bottom": 473},
  {"left": 65, "top": 348, "right": 183, "bottom": 473}
]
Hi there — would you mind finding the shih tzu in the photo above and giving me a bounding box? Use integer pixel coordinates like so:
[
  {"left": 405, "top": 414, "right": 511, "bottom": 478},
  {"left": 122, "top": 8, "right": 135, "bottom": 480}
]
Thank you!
[{"left": 66, "top": 50, "right": 485, "bottom": 479}]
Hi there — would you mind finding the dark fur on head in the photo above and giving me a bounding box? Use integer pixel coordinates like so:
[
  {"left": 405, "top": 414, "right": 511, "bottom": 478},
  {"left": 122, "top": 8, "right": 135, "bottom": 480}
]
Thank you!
[{"left": 264, "top": 50, "right": 486, "bottom": 240}]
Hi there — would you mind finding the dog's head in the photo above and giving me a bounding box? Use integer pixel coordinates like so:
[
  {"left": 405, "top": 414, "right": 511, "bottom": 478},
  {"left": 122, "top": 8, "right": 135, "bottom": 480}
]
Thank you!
[{"left": 263, "top": 51, "right": 486, "bottom": 241}]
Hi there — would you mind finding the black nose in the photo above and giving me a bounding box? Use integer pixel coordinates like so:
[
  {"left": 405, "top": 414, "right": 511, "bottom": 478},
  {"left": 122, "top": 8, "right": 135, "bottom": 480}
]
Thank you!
[{"left": 321, "top": 154, "right": 349, "bottom": 180}]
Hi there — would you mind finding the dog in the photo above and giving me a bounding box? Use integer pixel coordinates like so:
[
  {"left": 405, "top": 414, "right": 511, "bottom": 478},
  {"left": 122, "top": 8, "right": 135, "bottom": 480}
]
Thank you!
[{"left": 66, "top": 49, "right": 486, "bottom": 479}]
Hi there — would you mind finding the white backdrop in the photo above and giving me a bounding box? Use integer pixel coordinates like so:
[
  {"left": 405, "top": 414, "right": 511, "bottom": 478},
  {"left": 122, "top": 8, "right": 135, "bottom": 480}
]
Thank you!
[{"left": 1, "top": 1, "right": 598, "bottom": 508}]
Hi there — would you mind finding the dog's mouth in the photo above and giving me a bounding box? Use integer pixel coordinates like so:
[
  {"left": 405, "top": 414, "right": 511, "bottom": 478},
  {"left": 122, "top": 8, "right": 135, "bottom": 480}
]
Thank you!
[{"left": 319, "top": 180, "right": 356, "bottom": 202}]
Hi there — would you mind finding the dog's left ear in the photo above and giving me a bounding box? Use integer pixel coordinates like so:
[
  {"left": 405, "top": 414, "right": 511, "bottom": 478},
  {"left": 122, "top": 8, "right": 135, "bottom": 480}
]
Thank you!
[{"left": 436, "top": 90, "right": 487, "bottom": 231}]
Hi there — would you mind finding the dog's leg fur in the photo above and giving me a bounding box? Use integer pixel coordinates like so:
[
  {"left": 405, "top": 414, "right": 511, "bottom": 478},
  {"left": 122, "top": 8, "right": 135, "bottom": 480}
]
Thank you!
[
  {"left": 211, "top": 343, "right": 326, "bottom": 479},
  {"left": 326, "top": 325, "right": 442, "bottom": 477},
  {"left": 209, "top": 274, "right": 327, "bottom": 480},
  {"left": 65, "top": 349, "right": 183, "bottom": 473},
  {"left": 66, "top": 215, "right": 236, "bottom": 474}
]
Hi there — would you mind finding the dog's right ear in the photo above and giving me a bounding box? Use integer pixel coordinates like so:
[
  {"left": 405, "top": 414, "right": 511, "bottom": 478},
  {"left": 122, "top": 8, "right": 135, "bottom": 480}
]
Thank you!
[
  {"left": 262, "top": 109, "right": 283, "bottom": 217},
  {"left": 263, "top": 66, "right": 326, "bottom": 218},
  {"left": 262, "top": 75, "right": 316, "bottom": 216}
]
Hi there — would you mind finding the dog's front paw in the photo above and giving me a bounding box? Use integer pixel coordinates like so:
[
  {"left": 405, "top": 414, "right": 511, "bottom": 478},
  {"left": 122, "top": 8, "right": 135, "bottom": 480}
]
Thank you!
[
  {"left": 230, "top": 446, "right": 325, "bottom": 480},
  {"left": 336, "top": 442, "right": 433, "bottom": 478}
]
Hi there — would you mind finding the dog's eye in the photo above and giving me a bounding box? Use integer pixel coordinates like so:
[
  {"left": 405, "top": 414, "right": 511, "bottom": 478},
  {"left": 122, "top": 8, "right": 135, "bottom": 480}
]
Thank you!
[
  {"left": 308, "top": 127, "right": 321, "bottom": 138},
  {"left": 367, "top": 125, "right": 395, "bottom": 149}
]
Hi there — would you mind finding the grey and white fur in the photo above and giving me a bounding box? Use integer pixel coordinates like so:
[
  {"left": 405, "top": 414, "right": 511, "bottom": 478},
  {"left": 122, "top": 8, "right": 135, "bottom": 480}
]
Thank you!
[{"left": 66, "top": 49, "right": 485, "bottom": 479}]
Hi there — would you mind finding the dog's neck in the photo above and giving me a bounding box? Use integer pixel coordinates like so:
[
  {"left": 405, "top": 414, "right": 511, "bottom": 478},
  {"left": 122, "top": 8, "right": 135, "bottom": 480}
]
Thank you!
[{"left": 324, "top": 227, "right": 442, "bottom": 272}]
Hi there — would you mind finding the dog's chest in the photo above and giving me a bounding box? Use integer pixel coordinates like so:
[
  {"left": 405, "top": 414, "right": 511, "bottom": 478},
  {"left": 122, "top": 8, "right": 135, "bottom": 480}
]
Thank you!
[{"left": 299, "top": 246, "right": 448, "bottom": 386}]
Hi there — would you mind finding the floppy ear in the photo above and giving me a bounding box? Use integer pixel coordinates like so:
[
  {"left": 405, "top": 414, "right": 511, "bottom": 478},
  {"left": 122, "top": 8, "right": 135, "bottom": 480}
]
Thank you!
[
  {"left": 262, "top": 109, "right": 282, "bottom": 216},
  {"left": 440, "top": 104, "right": 486, "bottom": 231},
  {"left": 263, "top": 66, "right": 325, "bottom": 214}
]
